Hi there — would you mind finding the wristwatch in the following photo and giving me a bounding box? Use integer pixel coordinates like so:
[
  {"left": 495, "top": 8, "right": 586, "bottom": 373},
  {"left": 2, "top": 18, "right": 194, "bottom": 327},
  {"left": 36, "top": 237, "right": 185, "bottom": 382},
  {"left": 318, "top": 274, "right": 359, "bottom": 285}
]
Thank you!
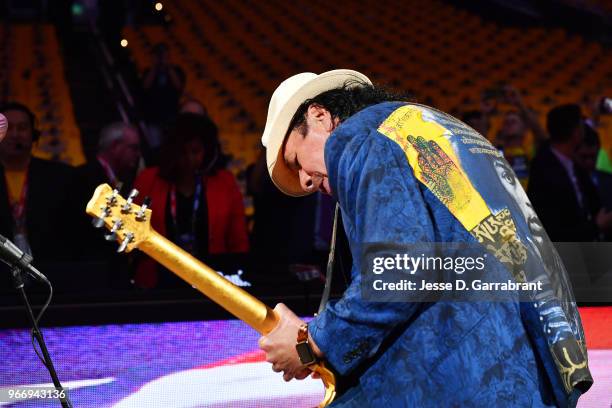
[{"left": 295, "top": 323, "right": 317, "bottom": 366}]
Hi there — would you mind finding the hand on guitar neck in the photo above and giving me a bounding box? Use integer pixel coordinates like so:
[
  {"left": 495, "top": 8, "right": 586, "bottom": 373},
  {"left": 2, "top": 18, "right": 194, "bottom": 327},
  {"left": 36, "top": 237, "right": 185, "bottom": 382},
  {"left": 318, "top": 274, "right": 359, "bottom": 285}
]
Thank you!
[{"left": 258, "top": 303, "right": 324, "bottom": 382}]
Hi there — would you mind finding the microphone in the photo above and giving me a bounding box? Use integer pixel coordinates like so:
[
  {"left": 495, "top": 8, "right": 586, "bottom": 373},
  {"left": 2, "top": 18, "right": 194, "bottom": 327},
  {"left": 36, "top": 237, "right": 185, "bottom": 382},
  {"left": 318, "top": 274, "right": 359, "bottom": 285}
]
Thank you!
[
  {"left": 0, "top": 113, "right": 7, "bottom": 142},
  {"left": 0, "top": 233, "right": 45, "bottom": 281}
]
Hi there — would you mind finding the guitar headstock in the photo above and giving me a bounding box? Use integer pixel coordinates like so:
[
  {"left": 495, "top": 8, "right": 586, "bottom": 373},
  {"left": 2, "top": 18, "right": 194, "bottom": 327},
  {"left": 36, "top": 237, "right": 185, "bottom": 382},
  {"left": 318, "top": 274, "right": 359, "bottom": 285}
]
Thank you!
[{"left": 85, "top": 184, "right": 152, "bottom": 253}]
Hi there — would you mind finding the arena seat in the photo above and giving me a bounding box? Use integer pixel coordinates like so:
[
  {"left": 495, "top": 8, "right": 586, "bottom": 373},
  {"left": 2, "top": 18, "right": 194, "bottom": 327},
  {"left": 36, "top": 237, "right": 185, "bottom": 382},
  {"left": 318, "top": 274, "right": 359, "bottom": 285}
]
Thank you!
[
  {"left": 0, "top": 23, "right": 85, "bottom": 166},
  {"left": 122, "top": 0, "right": 612, "bottom": 170}
]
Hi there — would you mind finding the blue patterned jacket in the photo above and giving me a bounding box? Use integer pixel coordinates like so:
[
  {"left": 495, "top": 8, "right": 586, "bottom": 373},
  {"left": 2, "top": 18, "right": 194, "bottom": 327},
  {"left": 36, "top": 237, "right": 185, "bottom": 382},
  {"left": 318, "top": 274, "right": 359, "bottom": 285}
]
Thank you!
[{"left": 309, "top": 102, "right": 592, "bottom": 407}]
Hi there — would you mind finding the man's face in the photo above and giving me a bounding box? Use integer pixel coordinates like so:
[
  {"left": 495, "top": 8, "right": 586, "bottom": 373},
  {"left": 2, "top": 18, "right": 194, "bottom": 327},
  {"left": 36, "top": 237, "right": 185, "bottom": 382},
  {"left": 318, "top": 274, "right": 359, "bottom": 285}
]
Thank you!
[
  {"left": 182, "top": 138, "right": 206, "bottom": 175},
  {"left": 1, "top": 109, "right": 34, "bottom": 160},
  {"left": 283, "top": 105, "right": 337, "bottom": 195},
  {"left": 569, "top": 123, "right": 585, "bottom": 150},
  {"left": 111, "top": 127, "right": 141, "bottom": 174},
  {"left": 501, "top": 112, "right": 526, "bottom": 139},
  {"left": 574, "top": 143, "right": 598, "bottom": 172}
]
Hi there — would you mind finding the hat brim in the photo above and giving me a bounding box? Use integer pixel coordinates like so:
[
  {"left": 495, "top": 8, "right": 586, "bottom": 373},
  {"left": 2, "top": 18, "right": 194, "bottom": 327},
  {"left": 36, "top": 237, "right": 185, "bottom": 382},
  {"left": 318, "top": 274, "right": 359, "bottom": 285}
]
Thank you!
[{"left": 265, "top": 70, "right": 371, "bottom": 197}]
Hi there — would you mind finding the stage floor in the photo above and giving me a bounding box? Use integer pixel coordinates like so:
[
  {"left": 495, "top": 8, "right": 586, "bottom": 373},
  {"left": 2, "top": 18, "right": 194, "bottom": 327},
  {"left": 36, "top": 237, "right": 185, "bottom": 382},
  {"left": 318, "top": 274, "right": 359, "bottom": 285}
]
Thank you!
[{"left": 0, "top": 307, "right": 609, "bottom": 407}]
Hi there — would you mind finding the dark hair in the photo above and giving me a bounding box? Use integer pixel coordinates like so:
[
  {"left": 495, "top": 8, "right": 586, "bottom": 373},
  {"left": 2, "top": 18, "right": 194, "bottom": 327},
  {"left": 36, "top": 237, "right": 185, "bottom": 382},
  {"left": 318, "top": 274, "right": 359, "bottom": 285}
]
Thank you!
[
  {"left": 288, "top": 81, "right": 412, "bottom": 135},
  {"left": 546, "top": 104, "right": 582, "bottom": 143},
  {"left": 0, "top": 101, "right": 40, "bottom": 141},
  {"left": 158, "top": 113, "right": 226, "bottom": 181}
]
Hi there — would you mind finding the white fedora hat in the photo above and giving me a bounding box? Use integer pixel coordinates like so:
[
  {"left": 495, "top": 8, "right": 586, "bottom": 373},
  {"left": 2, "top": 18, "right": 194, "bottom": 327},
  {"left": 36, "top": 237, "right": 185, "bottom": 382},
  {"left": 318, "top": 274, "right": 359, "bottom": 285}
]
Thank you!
[{"left": 261, "top": 69, "right": 371, "bottom": 196}]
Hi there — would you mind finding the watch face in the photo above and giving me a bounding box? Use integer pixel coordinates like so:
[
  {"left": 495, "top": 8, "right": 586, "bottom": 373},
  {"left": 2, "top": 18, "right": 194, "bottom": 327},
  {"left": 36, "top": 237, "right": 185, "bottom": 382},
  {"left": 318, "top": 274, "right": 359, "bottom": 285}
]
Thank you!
[{"left": 296, "top": 342, "right": 316, "bottom": 365}]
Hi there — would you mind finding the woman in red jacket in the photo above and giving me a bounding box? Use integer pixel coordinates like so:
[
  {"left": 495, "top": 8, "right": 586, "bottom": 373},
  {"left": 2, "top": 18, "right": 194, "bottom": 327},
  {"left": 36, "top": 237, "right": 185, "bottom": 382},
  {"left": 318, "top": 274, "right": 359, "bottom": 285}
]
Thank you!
[{"left": 133, "top": 113, "right": 249, "bottom": 288}]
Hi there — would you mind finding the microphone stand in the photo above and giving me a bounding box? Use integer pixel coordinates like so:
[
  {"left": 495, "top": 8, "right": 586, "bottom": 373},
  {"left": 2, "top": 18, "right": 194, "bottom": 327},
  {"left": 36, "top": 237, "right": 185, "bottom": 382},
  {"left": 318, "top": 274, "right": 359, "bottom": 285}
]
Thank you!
[{"left": 11, "top": 266, "right": 71, "bottom": 408}]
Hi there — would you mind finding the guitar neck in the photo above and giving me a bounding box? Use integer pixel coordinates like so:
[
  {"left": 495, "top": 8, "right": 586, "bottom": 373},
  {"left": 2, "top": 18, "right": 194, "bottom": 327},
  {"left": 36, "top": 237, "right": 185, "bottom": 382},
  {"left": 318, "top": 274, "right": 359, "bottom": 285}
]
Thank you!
[{"left": 141, "top": 230, "right": 278, "bottom": 335}]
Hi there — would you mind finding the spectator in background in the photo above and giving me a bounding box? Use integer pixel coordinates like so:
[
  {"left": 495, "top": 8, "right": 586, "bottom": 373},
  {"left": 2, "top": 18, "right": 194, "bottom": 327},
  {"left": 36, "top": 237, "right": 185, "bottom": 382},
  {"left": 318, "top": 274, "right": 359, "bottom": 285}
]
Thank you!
[
  {"left": 75, "top": 122, "right": 142, "bottom": 288},
  {"left": 142, "top": 42, "right": 185, "bottom": 151},
  {"left": 583, "top": 94, "right": 612, "bottom": 213},
  {"left": 577, "top": 123, "right": 612, "bottom": 241},
  {"left": 575, "top": 123, "right": 601, "bottom": 182},
  {"left": 528, "top": 104, "right": 612, "bottom": 241},
  {"left": 0, "top": 102, "right": 76, "bottom": 274},
  {"left": 492, "top": 86, "right": 547, "bottom": 188},
  {"left": 133, "top": 113, "right": 249, "bottom": 288},
  {"left": 79, "top": 122, "right": 141, "bottom": 193}
]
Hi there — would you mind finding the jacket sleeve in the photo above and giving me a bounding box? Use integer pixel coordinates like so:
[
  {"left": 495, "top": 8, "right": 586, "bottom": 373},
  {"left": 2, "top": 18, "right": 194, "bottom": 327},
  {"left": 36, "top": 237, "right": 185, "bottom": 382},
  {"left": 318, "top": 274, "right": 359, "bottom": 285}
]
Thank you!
[
  {"left": 223, "top": 171, "right": 250, "bottom": 253},
  {"left": 309, "top": 130, "right": 436, "bottom": 375}
]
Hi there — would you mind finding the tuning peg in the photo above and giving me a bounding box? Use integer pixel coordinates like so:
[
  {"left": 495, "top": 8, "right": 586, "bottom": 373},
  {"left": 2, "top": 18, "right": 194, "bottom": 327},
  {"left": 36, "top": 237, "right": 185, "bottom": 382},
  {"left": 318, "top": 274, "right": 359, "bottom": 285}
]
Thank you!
[
  {"left": 135, "top": 197, "right": 152, "bottom": 221},
  {"left": 104, "top": 219, "right": 123, "bottom": 241},
  {"left": 111, "top": 219, "right": 123, "bottom": 232},
  {"left": 92, "top": 217, "right": 105, "bottom": 229},
  {"left": 109, "top": 219, "right": 123, "bottom": 235},
  {"left": 106, "top": 189, "right": 119, "bottom": 206},
  {"left": 117, "top": 232, "right": 134, "bottom": 253},
  {"left": 121, "top": 189, "right": 139, "bottom": 213},
  {"left": 93, "top": 206, "right": 112, "bottom": 228}
]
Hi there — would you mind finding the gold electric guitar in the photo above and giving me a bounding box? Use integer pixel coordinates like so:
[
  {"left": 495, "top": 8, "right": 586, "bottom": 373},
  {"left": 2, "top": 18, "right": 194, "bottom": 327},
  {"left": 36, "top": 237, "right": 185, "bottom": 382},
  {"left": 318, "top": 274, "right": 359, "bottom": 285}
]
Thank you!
[{"left": 86, "top": 184, "right": 336, "bottom": 407}]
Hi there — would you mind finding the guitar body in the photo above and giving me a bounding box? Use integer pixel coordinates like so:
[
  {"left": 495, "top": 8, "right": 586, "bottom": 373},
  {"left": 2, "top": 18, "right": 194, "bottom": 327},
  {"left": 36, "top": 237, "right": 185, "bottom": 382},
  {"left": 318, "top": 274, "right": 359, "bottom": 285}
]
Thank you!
[{"left": 86, "top": 184, "right": 336, "bottom": 407}]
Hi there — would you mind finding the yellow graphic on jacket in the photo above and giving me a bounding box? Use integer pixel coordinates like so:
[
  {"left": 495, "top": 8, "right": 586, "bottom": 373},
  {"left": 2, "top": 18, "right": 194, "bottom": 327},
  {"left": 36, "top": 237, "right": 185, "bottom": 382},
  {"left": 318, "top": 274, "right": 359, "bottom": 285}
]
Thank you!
[
  {"left": 378, "top": 105, "right": 490, "bottom": 230},
  {"left": 471, "top": 208, "right": 528, "bottom": 282}
]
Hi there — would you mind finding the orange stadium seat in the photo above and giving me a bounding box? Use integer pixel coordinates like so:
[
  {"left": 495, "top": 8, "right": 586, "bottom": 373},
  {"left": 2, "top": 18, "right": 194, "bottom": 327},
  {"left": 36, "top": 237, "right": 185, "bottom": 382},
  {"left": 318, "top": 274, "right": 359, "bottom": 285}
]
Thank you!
[
  {"left": 0, "top": 23, "right": 85, "bottom": 166},
  {"left": 122, "top": 0, "right": 612, "bottom": 170}
]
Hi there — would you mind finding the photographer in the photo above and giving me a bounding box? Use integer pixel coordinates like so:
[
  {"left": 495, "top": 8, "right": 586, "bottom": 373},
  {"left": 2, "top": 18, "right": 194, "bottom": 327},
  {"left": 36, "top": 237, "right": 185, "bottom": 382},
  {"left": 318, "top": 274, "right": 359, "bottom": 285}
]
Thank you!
[
  {"left": 528, "top": 104, "right": 612, "bottom": 242},
  {"left": 142, "top": 42, "right": 186, "bottom": 151}
]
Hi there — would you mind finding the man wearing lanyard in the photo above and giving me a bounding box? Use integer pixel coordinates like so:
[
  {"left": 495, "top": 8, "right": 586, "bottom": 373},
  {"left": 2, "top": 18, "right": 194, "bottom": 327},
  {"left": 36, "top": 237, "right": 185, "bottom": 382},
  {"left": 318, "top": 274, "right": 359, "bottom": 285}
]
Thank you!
[
  {"left": 78, "top": 122, "right": 142, "bottom": 195},
  {"left": 0, "top": 103, "right": 76, "bottom": 277},
  {"left": 75, "top": 122, "right": 142, "bottom": 288}
]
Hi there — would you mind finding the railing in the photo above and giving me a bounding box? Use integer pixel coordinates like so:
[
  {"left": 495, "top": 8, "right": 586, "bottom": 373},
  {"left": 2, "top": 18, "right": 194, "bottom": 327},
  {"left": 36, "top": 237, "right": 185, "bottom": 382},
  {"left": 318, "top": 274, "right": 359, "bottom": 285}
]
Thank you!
[{"left": 87, "top": 17, "right": 151, "bottom": 145}]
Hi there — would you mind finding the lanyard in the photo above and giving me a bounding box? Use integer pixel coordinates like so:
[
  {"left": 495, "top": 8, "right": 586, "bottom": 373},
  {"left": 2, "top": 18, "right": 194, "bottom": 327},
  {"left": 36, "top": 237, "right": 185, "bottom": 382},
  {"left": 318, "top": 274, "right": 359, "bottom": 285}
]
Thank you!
[
  {"left": 6, "top": 170, "right": 29, "bottom": 228},
  {"left": 170, "top": 175, "right": 203, "bottom": 234}
]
